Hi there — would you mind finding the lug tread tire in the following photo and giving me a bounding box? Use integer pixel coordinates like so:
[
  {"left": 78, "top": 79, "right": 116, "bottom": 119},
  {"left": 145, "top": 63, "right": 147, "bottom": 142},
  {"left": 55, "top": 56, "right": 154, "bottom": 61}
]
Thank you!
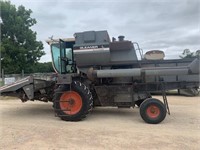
[{"left": 53, "top": 81, "right": 93, "bottom": 121}]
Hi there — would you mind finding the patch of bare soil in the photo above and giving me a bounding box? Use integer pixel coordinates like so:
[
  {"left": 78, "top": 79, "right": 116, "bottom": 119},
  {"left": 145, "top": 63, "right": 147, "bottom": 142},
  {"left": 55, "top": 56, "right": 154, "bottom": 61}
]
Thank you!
[{"left": 0, "top": 95, "right": 199, "bottom": 150}]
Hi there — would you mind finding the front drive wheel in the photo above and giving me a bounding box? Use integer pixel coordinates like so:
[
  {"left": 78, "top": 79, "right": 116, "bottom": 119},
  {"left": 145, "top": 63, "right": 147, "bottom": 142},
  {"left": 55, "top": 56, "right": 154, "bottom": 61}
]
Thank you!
[
  {"left": 53, "top": 81, "right": 93, "bottom": 121},
  {"left": 140, "top": 98, "right": 166, "bottom": 124}
]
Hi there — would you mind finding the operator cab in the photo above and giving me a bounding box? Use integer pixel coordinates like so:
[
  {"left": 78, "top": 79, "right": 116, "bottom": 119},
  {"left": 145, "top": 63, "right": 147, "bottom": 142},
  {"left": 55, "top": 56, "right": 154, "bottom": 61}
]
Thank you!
[{"left": 46, "top": 38, "right": 76, "bottom": 74}]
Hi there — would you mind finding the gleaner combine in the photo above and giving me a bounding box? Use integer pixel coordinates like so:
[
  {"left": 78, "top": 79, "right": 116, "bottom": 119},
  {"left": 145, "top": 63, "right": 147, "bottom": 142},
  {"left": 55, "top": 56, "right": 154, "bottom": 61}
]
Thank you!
[{"left": 0, "top": 30, "right": 199, "bottom": 124}]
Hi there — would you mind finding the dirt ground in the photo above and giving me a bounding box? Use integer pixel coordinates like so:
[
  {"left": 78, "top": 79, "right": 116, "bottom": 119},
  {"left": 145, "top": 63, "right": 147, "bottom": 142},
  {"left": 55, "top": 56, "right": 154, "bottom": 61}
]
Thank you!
[{"left": 0, "top": 95, "right": 199, "bottom": 150}]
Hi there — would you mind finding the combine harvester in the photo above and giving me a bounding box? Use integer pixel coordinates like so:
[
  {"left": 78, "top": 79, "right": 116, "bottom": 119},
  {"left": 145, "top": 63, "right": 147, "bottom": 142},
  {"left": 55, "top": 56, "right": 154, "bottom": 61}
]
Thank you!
[{"left": 0, "top": 30, "right": 199, "bottom": 124}]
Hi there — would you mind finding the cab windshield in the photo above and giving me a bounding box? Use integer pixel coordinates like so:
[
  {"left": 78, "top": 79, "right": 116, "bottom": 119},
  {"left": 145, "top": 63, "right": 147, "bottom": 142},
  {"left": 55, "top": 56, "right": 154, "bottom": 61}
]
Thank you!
[{"left": 51, "top": 43, "right": 73, "bottom": 73}]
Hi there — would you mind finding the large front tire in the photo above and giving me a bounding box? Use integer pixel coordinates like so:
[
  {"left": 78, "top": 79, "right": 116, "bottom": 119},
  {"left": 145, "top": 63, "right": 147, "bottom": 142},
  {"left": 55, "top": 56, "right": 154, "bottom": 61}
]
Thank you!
[
  {"left": 53, "top": 81, "right": 93, "bottom": 121},
  {"left": 140, "top": 98, "right": 166, "bottom": 124}
]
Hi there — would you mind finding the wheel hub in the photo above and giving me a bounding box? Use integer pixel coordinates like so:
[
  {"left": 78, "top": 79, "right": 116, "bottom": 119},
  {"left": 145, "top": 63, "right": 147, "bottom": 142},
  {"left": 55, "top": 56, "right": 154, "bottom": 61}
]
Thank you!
[
  {"left": 59, "top": 91, "right": 83, "bottom": 115},
  {"left": 68, "top": 98, "right": 75, "bottom": 105},
  {"left": 146, "top": 104, "right": 160, "bottom": 118}
]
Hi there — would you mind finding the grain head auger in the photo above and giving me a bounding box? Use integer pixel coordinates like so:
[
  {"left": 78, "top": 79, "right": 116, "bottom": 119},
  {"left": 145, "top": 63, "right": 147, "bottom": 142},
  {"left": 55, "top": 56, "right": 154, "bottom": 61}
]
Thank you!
[{"left": 0, "top": 30, "right": 199, "bottom": 124}]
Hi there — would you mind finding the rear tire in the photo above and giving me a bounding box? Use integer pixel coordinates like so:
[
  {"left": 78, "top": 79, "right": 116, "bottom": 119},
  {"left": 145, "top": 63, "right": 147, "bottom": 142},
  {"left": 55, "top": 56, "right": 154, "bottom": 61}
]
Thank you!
[
  {"left": 53, "top": 81, "right": 93, "bottom": 121},
  {"left": 140, "top": 98, "right": 166, "bottom": 124}
]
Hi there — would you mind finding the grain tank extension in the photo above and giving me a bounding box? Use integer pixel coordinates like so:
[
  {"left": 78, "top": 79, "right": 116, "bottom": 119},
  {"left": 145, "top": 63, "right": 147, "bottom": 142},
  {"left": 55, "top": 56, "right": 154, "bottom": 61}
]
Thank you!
[{"left": 0, "top": 30, "right": 199, "bottom": 124}]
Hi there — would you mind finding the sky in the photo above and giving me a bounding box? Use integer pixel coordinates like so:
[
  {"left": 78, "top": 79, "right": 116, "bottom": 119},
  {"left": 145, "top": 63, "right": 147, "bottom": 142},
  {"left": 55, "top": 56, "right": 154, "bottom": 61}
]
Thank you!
[{"left": 10, "top": 0, "right": 200, "bottom": 62}]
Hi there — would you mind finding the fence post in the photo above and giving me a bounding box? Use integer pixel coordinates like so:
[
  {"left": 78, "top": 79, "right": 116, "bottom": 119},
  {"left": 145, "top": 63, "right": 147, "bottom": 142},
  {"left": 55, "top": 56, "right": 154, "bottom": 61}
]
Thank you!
[
  {"left": 22, "top": 70, "right": 24, "bottom": 78},
  {"left": 2, "top": 69, "right": 4, "bottom": 84}
]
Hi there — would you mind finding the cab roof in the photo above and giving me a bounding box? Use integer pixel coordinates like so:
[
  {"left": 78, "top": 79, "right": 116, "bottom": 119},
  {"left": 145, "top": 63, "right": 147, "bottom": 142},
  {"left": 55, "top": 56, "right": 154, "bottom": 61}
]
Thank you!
[{"left": 46, "top": 38, "right": 75, "bottom": 45}]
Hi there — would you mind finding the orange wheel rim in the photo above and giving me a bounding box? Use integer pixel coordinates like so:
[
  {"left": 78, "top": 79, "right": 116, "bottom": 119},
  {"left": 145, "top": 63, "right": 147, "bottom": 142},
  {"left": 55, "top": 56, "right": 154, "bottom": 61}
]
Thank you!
[
  {"left": 60, "top": 91, "right": 82, "bottom": 115},
  {"left": 146, "top": 105, "right": 160, "bottom": 118}
]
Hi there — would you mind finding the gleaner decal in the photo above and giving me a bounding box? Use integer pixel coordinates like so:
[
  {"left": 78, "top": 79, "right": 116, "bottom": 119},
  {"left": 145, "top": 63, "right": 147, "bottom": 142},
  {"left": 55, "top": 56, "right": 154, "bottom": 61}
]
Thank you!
[
  {"left": 74, "top": 45, "right": 109, "bottom": 50},
  {"left": 80, "top": 45, "right": 98, "bottom": 49}
]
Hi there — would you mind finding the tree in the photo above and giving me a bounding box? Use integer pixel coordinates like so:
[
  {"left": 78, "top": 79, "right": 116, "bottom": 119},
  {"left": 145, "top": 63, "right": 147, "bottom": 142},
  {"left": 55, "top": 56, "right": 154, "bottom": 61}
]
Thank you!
[
  {"left": 179, "top": 49, "right": 199, "bottom": 59},
  {"left": 34, "top": 62, "right": 54, "bottom": 73},
  {"left": 0, "top": 1, "right": 45, "bottom": 74},
  {"left": 195, "top": 50, "right": 200, "bottom": 57}
]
